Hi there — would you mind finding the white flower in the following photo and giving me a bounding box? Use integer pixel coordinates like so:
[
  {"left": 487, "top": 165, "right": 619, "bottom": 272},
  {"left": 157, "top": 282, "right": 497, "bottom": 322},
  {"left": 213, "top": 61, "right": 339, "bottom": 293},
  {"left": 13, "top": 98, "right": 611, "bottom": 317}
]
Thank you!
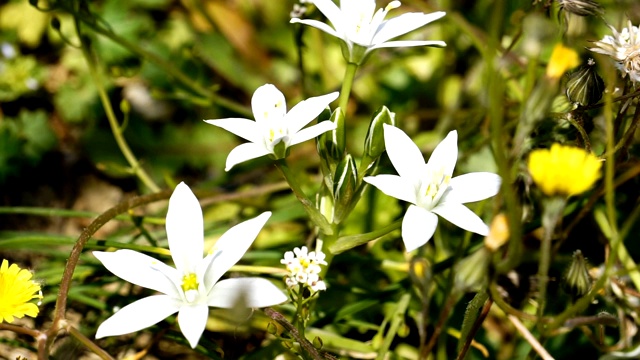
[
  {"left": 364, "top": 125, "right": 501, "bottom": 252},
  {"left": 205, "top": 84, "right": 339, "bottom": 171},
  {"left": 590, "top": 20, "right": 640, "bottom": 83},
  {"left": 291, "top": 0, "right": 446, "bottom": 64},
  {"left": 93, "top": 182, "right": 287, "bottom": 348},
  {"left": 281, "top": 246, "right": 328, "bottom": 292}
]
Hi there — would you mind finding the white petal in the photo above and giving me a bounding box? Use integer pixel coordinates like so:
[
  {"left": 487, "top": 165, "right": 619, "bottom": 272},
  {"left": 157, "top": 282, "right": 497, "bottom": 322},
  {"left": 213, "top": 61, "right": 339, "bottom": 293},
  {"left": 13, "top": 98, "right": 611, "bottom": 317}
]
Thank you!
[
  {"left": 251, "top": 84, "right": 287, "bottom": 123},
  {"left": 225, "top": 142, "right": 271, "bottom": 171},
  {"left": 432, "top": 202, "right": 489, "bottom": 236},
  {"left": 289, "top": 121, "right": 336, "bottom": 147},
  {"left": 286, "top": 92, "right": 339, "bottom": 134},
  {"left": 96, "top": 295, "right": 181, "bottom": 338},
  {"left": 370, "top": 40, "right": 447, "bottom": 50},
  {"left": 207, "top": 278, "right": 288, "bottom": 308},
  {"left": 177, "top": 304, "right": 209, "bottom": 348},
  {"left": 443, "top": 173, "right": 501, "bottom": 204},
  {"left": 167, "top": 182, "right": 204, "bottom": 273},
  {"left": 204, "top": 118, "right": 261, "bottom": 143},
  {"left": 290, "top": 19, "right": 341, "bottom": 39},
  {"left": 309, "top": 0, "right": 343, "bottom": 31},
  {"left": 204, "top": 212, "right": 271, "bottom": 288},
  {"left": 382, "top": 124, "right": 425, "bottom": 180},
  {"left": 364, "top": 174, "right": 417, "bottom": 204},
  {"left": 93, "top": 250, "right": 180, "bottom": 298},
  {"left": 402, "top": 205, "right": 438, "bottom": 251},
  {"left": 426, "top": 130, "right": 458, "bottom": 176},
  {"left": 372, "top": 12, "right": 446, "bottom": 45}
]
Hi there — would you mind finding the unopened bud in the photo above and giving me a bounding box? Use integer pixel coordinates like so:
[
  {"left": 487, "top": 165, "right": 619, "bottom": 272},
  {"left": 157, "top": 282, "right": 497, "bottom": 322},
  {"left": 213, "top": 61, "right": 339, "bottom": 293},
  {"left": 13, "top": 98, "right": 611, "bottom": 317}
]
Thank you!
[
  {"left": 566, "top": 58, "right": 604, "bottom": 107},
  {"left": 332, "top": 154, "right": 357, "bottom": 223},
  {"left": 454, "top": 247, "right": 491, "bottom": 292},
  {"left": 317, "top": 107, "right": 345, "bottom": 165},
  {"left": 364, "top": 106, "right": 395, "bottom": 159},
  {"left": 563, "top": 249, "right": 592, "bottom": 301},
  {"left": 558, "top": 0, "right": 603, "bottom": 17}
]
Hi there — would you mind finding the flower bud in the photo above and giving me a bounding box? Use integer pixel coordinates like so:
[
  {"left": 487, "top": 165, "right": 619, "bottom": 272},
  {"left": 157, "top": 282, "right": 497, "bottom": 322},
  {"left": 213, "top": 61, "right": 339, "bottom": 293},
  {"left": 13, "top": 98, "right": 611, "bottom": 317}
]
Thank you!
[
  {"left": 563, "top": 249, "right": 592, "bottom": 301},
  {"left": 566, "top": 58, "right": 604, "bottom": 107},
  {"left": 364, "top": 106, "right": 396, "bottom": 159},
  {"left": 317, "top": 107, "right": 345, "bottom": 165},
  {"left": 558, "top": 0, "right": 603, "bottom": 17},
  {"left": 332, "top": 154, "right": 358, "bottom": 223},
  {"left": 454, "top": 247, "right": 491, "bottom": 293}
]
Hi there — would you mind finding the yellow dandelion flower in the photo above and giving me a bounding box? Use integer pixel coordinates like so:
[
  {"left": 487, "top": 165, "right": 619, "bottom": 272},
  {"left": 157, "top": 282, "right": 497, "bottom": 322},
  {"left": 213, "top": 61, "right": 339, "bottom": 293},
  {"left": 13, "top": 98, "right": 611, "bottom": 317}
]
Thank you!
[
  {"left": 0, "top": 259, "right": 42, "bottom": 323},
  {"left": 528, "top": 144, "right": 602, "bottom": 197},
  {"left": 546, "top": 43, "right": 580, "bottom": 79}
]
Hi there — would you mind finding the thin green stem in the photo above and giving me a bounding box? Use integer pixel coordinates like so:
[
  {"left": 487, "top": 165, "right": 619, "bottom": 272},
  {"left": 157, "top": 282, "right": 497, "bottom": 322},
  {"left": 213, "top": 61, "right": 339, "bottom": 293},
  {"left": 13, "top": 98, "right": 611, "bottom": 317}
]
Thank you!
[
  {"left": 75, "top": 18, "right": 160, "bottom": 193},
  {"left": 329, "top": 219, "right": 402, "bottom": 254},
  {"left": 67, "top": 325, "right": 115, "bottom": 360},
  {"left": 375, "top": 293, "right": 411, "bottom": 360},
  {"left": 275, "top": 159, "right": 333, "bottom": 235},
  {"left": 338, "top": 63, "right": 358, "bottom": 117}
]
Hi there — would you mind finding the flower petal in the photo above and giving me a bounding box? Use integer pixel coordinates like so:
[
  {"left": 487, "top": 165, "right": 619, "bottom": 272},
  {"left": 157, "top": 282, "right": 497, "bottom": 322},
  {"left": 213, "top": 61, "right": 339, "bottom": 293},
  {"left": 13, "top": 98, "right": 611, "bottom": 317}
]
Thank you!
[
  {"left": 432, "top": 202, "right": 489, "bottom": 236},
  {"left": 225, "top": 142, "right": 271, "bottom": 171},
  {"left": 370, "top": 40, "right": 447, "bottom": 50},
  {"left": 96, "top": 295, "right": 181, "bottom": 338},
  {"left": 372, "top": 12, "right": 446, "bottom": 45},
  {"left": 309, "top": 0, "right": 343, "bottom": 31},
  {"left": 290, "top": 19, "right": 341, "bottom": 39},
  {"left": 289, "top": 121, "right": 337, "bottom": 147},
  {"left": 167, "top": 182, "right": 204, "bottom": 273},
  {"left": 251, "top": 84, "right": 287, "bottom": 123},
  {"left": 364, "top": 174, "right": 417, "bottom": 204},
  {"left": 204, "top": 118, "right": 261, "bottom": 143},
  {"left": 93, "top": 250, "right": 180, "bottom": 298},
  {"left": 443, "top": 172, "right": 502, "bottom": 204},
  {"left": 285, "top": 92, "right": 339, "bottom": 134},
  {"left": 382, "top": 124, "right": 425, "bottom": 180},
  {"left": 204, "top": 212, "right": 271, "bottom": 288},
  {"left": 402, "top": 205, "right": 438, "bottom": 251},
  {"left": 207, "top": 278, "right": 287, "bottom": 308},
  {"left": 426, "top": 130, "right": 458, "bottom": 177},
  {"left": 177, "top": 304, "right": 209, "bottom": 348}
]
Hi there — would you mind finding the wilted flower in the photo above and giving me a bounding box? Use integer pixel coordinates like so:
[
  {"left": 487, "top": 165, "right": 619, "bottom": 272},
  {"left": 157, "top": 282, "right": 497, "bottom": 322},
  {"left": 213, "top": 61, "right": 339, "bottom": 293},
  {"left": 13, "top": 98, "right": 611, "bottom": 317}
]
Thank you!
[
  {"left": 557, "top": 0, "right": 603, "bottom": 17},
  {"left": 205, "top": 84, "right": 338, "bottom": 171},
  {"left": 528, "top": 144, "right": 602, "bottom": 197},
  {"left": 590, "top": 20, "right": 640, "bottom": 83},
  {"left": 364, "top": 125, "right": 501, "bottom": 251},
  {"left": 291, "top": 0, "right": 446, "bottom": 64},
  {"left": 94, "top": 182, "right": 287, "bottom": 348},
  {"left": 281, "top": 246, "right": 327, "bottom": 292},
  {"left": 0, "top": 260, "right": 42, "bottom": 323}
]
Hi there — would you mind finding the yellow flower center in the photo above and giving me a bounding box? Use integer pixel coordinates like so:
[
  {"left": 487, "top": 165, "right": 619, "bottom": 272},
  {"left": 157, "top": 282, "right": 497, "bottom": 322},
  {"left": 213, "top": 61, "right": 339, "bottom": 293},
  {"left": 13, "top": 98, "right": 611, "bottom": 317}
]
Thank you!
[
  {"left": 181, "top": 273, "right": 199, "bottom": 292},
  {"left": 418, "top": 166, "right": 451, "bottom": 209},
  {"left": 0, "top": 259, "right": 42, "bottom": 323}
]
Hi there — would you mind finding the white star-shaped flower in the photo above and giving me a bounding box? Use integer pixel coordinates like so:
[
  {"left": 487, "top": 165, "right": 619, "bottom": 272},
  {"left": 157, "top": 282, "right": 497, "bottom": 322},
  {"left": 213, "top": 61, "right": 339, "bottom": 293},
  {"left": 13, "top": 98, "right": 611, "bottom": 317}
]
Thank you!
[
  {"left": 291, "top": 0, "right": 446, "bottom": 64},
  {"left": 205, "top": 84, "right": 339, "bottom": 171},
  {"left": 93, "top": 182, "right": 287, "bottom": 348},
  {"left": 364, "top": 125, "right": 501, "bottom": 251}
]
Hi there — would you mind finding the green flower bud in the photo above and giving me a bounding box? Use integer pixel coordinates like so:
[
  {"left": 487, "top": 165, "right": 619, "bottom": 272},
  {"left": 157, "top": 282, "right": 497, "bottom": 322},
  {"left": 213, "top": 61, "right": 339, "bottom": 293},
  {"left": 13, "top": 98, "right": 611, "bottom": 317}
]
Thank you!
[
  {"left": 563, "top": 249, "right": 592, "bottom": 301},
  {"left": 271, "top": 139, "right": 288, "bottom": 160},
  {"left": 566, "top": 58, "right": 604, "bottom": 107},
  {"left": 364, "top": 106, "right": 396, "bottom": 159},
  {"left": 454, "top": 247, "right": 491, "bottom": 293},
  {"left": 332, "top": 154, "right": 357, "bottom": 223},
  {"left": 317, "top": 107, "right": 345, "bottom": 166}
]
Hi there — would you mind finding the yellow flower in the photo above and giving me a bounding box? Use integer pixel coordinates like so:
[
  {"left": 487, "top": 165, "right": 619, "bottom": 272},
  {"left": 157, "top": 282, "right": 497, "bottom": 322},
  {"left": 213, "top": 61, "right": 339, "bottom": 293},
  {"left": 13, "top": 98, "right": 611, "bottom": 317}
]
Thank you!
[
  {"left": 546, "top": 43, "right": 580, "bottom": 79},
  {"left": 0, "top": 259, "right": 42, "bottom": 323},
  {"left": 528, "top": 144, "right": 602, "bottom": 197}
]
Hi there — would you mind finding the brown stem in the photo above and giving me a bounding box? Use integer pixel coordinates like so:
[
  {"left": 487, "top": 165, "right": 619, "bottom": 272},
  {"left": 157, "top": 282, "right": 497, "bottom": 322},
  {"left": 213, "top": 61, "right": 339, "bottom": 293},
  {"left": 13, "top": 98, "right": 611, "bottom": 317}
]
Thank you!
[
  {"left": 0, "top": 323, "right": 40, "bottom": 338},
  {"left": 456, "top": 298, "right": 493, "bottom": 360},
  {"left": 421, "top": 293, "right": 459, "bottom": 357}
]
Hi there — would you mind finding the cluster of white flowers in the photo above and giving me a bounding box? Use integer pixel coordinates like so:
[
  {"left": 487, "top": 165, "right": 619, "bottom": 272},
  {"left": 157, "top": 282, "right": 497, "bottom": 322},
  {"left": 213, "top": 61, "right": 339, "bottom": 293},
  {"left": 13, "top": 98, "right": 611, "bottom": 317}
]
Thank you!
[
  {"left": 590, "top": 20, "right": 640, "bottom": 83},
  {"left": 281, "top": 246, "right": 328, "bottom": 292}
]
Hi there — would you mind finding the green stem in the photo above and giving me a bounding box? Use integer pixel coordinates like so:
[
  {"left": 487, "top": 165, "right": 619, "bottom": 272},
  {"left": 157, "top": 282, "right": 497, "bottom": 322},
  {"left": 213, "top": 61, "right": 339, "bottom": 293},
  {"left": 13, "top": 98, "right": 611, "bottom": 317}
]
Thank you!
[
  {"left": 275, "top": 159, "right": 333, "bottom": 235},
  {"left": 67, "top": 325, "right": 115, "bottom": 360},
  {"left": 338, "top": 63, "right": 359, "bottom": 117},
  {"left": 329, "top": 219, "right": 402, "bottom": 254},
  {"left": 375, "top": 293, "right": 411, "bottom": 360},
  {"left": 75, "top": 18, "right": 160, "bottom": 193}
]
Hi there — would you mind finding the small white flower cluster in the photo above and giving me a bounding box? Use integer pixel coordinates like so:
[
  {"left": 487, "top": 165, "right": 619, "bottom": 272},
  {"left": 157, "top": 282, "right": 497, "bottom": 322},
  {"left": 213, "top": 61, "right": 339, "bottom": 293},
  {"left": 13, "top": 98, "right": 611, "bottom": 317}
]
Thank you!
[
  {"left": 281, "top": 246, "right": 327, "bottom": 292},
  {"left": 590, "top": 20, "right": 640, "bottom": 83}
]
